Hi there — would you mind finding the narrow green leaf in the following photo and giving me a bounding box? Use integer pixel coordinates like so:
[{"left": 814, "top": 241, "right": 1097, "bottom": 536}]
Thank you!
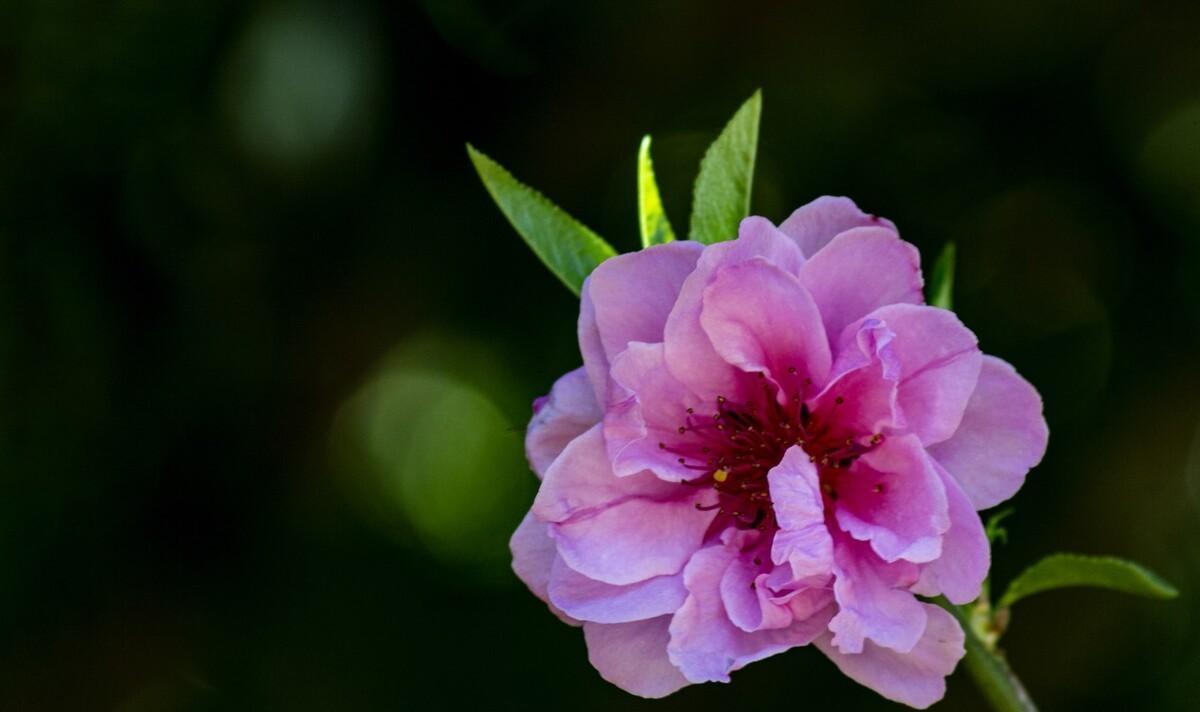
[
  {"left": 985, "top": 507, "right": 1014, "bottom": 545},
  {"left": 466, "top": 144, "right": 618, "bottom": 296},
  {"left": 929, "top": 241, "right": 956, "bottom": 310},
  {"left": 999, "top": 553, "right": 1179, "bottom": 609},
  {"left": 688, "top": 90, "right": 762, "bottom": 245},
  {"left": 637, "top": 135, "right": 676, "bottom": 248}
]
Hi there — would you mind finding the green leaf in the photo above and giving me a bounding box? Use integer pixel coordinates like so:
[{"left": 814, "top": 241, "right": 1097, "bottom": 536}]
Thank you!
[
  {"left": 637, "top": 135, "right": 676, "bottom": 248},
  {"left": 985, "top": 507, "right": 1014, "bottom": 545},
  {"left": 467, "top": 144, "right": 618, "bottom": 296},
  {"left": 688, "top": 90, "right": 762, "bottom": 245},
  {"left": 998, "top": 553, "right": 1179, "bottom": 609},
  {"left": 929, "top": 241, "right": 956, "bottom": 309}
]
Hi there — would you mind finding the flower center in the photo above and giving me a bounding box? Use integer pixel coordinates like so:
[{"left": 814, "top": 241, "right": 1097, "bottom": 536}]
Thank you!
[{"left": 659, "top": 370, "right": 884, "bottom": 534}]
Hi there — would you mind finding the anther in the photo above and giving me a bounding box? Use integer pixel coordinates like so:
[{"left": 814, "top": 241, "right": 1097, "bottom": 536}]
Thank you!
[{"left": 712, "top": 469, "right": 729, "bottom": 483}]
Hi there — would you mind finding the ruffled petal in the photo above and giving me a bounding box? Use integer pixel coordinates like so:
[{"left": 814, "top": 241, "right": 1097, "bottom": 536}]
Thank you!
[
  {"left": 663, "top": 217, "right": 805, "bottom": 401},
  {"left": 833, "top": 434, "right": 950, "bottom": 564},
  {"left": 911, "top": 461, "right": 989, "bottom": 604},
  {"left": 928, "top": 355, "right": 1048, "bottom": 509},
  {"left": 548, "top": 556, "right": 687, "bottom": 624},
  {"left": 816, "top": 603, "right": 965, "bottom": 709},
  {"left": 810, "top": 318, "right": 905, "bottom": 442},
  {"left": 668, "top": 545, "right": 832, "bottom": 683},
  {"left": 578, "top": 241, "right": 703, "bottom": 403},
  {"left": 583, "top": 617, "right": 691, "bottom": 698},
  {"left": 699, "top": 259, "right": 831, "bottom": 398},
  {"left": 777, "top": 195, "right": 897, "bottom": 257},
  {"left": 767, "top": 446, "right": 834, "bottom": 580},
  {"left": 828, "top": 532, "right": 925, "bottom": 654},
  {"left": 859, "top": 304, "right": 982, "bottom": 446},
  {"left": 799, "top": 227, "right": 923, "bottom": 343},
  {"left": 526, "top": 367, "right": 602, "bottom": 478},
  {"left": 720, "top": 555, "right": 795, "bottom": 633},
  {"left": 509, "top": 513, "right": 579, "bottom": 625}
]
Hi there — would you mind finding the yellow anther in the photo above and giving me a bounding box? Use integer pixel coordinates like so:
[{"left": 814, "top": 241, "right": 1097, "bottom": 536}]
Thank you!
[{"left": 713, "top": 469, "right": 729, "bottom": 483}]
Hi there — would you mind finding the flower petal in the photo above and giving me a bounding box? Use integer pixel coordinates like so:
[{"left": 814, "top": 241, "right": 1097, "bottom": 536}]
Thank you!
[
  {"left": 778, "top": 195, "right": 897, "bottom": 257},
  {"left": 911, "top": 461, "right": 989, "bottom": 604},
  {"left": 811, "top": 318, "right": 905, "bottom": 442},
  {"left": 548, "top": 556, "right": 687, "bottom": 624},
  {"left": 827, "top": 532, "right": 925, "bottom": 654},
  {"left": 699, "top": 259, "right": 831, "bottom": 397},
  {"left": 583, "top": 616, "right": 691, "bottom": 698},
  {"left": 928, "top": 355, "right": 1048, "bottom": 509},
  {"left": 720, "top": 556, "right": 795, "bottom": 633},
  {"left": 526, "top": 367, "right": 602, "bottom": 478},
  {"left": 861, "top": 304, "right": 982, "bottom": 446},
  {"left": 816, "top": 603, "right": 965, "bottom": 709},
  {"left": 767, "top": 446, "right": 834, "bottom": 580},
  {"left": 834, "top": 434, "right": 950, "bottom": 564},
  {"left": 509, "top": 513, "right": 580, "bottom": 626},
  {"left": 799, "top": 227, "right": 924, "bottom": 343},
  {"left": 663, "top": 217, "right": 804, "bottom": 401},
  {"left": 578, "top": 241, "right": 704, "bottom": 402}
]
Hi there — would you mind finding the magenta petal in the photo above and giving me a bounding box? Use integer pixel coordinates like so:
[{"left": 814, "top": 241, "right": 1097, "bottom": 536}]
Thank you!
[
  {"left": 767, "top": 447, "right": 833, "bottom": 580},
  {"left": 577, "top": 241, "right": 703, "bottom": 403},
  {"left": 816, "top": 603, "right": 965, "bottom": 709},
  {"left": 778, "top": 195, "right": 897, "bottom": 258},
  {"left": 583, "top": 617, "right": 691, "bottom": 698},
  {"left": 912, "top": 461, "right": 989, "bottom": 604},
  {"left": 509, "top": 513, "right": 580, "bottom": 626},
  {"left": 526, "top": 367, "right": 602, "bottom": 479},
  {"left": 834, "top": 434, "right": 950, "bottom": 564},
  {"left": 699, "top": 259, "right": 832, "bottom": 395},
  {"left": 812, "top": 318, "right": 905, "bottom": 441},
  {"left": 828, "top": 533, "right": 925, "bottom": 654},
  {"left": 799, "top": 227, "right": 923, "bottom": 343},
  {"left": 663, "top": 217, "right": 805, "bottom": 400},
  {"left": 861, "top": 304, "right": 982, "bottom": 446},
  {"left": 548, "top": 556, "right": 687, "bottom": 624},
  {"left": 668, "top": 545, "right": 831, "bottom": 683},
  {"left": 929, "top": 355, "right": 1048, "bottom": 509}
]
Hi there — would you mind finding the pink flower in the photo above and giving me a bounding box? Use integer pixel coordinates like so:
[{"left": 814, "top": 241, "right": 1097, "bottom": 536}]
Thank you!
[{"left": 511, "top": 197, "right": 1048, "bottom": 707}]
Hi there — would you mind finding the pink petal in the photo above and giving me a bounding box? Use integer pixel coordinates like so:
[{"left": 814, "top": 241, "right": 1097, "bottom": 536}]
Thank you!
[
  {"left": 668, "top": 545, "right": 831, "bottom": 683},
  {"left": 548, "top": 556, "right": 687, "bottom": 624},
  {"left": 603, "top": 341, "right": 706, "bottom": 480},
  {"left": 861, "top": 304, "right": 982, "bottom": 446},
  {"left": 799, "top": 227, "right": 924, "bottom": 343},
  {"left": 663, "top": 217, "right": 805, "bottom": 401},
  {"left": 720, "top": 556, "right": 794, "bottom": 633},
  {"left": 583, "top": 616, "right": 691, "bottom": 698},
  {"left": 578, "top": 241, "right": 703, "bottom": 403},
  {"left": 911, "top": 461, "right": 989, "bottom": 604},
  {"left": 778, "top": 195, "right": 897, "bottom": 257},
  {"left": 816, "top": 603, "right": 965, "bottom": 709},
  {"left": 509, "top": 513, "right": 580, "bottom": 626},
  {"left": 834, "top": 434, "right": 950, "bottom": 564},
  {"left": 767, "top": 446, "right": 834, "bottom": 580},
  {"left": 526, "top": 367, "right": 602, "bottom": 478},
  {"left": 699, "top": 259, "right": 831, "bottom": 398},
  {"left": 928, "top": 355, "right": 1048, "bottom": 509},
  {"left": 811, "top": 318, "right": 905, "bottom": 442},
  {"left": 828, "top": 532, "right": 926, "bottom": 654}
]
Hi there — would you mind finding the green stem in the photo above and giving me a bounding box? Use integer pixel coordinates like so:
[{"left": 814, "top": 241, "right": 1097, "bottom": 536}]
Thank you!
[{"left": 942, "top": 601, "right": 1038, "bottom": 712}]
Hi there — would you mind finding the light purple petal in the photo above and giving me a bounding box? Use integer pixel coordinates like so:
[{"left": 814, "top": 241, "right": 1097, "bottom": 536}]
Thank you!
[
  {"left": 699, "top": 259, "right": 831, "bottom": 398},
  {"left": 509, "top": 513, "right": 580, "bottom": 626},
  {"left": 767, "top": 446, "right": 834, "bottom": 580},
  {"left": 799, "top": 227, "right": 924, "bottom": 343},
  {"left": 548, "top": 556, "right": 687, "bottom": 624},
  {"left": 810, "top": 318, "right": 905, "bottom": 443},
  {"left": 578, "top": 241, "right": 703, "bottom": 403},
  {"left": 663, "top": 217, "right": 805, "bottom": 401},
  {"left": 583, "top": 617, "right": 691, "bottom": 698},
  {"left": 834, "top": 434, "right": 950, "bottom": 564},
  {"left": 668, "top": 545, "right": 831, "bottom": 683},
  {"left": 778, "top": 195, "right": 897, "bottom": 257},
  {"left": 720, "top": 556, "right": 794, "bottom": 633},
  {"left": 860, "top": 304, "right": 982, "bottom": 446},
  {"left": 526, "top": 367, "right": 602, "bottom": 478},
  {"left": 828, "top": 532, "right": 925, "bottom": 654},
  {"left": 928, "top": 355, "right": 1048, "bottom": 509},
  {"left": 911, "top": 461, "right": 989, "bottom": 604},
  {"left": 816, "top": 603, "right": 965, "bottom": 709}
]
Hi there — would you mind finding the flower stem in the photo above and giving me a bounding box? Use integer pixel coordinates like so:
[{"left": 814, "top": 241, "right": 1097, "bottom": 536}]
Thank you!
[{"left": 943, "top": 601, "right": 1038, "bottom": 712}]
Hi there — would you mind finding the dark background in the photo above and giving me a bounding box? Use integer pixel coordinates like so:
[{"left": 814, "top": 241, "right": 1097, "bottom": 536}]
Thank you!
[{"left": 2, "top": 1, "right": 1198, "bottom": 710}]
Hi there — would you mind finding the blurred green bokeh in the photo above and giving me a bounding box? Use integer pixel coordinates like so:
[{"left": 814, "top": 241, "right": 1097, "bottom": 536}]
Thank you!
[{"left": 1, "top": 1, "right": 1198, "bottom": 710}]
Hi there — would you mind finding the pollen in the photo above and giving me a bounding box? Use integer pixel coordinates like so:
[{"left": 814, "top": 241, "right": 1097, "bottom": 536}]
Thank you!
[{"left": 712, "top": 468, "right": 729, "bottom": 483}]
